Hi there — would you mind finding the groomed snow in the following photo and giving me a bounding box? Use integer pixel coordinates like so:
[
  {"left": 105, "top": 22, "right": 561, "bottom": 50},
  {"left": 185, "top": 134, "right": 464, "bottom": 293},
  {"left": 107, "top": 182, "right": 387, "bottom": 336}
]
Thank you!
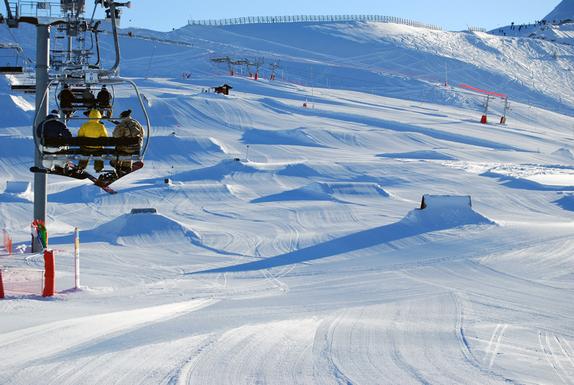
[{"left": 0, "top": 13, "right": 574, "bottom": 385}]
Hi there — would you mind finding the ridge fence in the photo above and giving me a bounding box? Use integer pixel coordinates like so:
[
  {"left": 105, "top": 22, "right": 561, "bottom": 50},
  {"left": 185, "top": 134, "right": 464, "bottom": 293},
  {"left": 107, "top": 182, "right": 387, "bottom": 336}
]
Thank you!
[{"left": 188, "top": 15, "right": 443, "bottom": 31}]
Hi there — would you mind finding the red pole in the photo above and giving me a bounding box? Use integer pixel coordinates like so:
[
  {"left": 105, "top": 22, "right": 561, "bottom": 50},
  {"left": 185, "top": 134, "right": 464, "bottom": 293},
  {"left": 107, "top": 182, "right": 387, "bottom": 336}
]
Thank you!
[
  {"left": 0, "top": 269, "right": 5, "bottom": 299},
  {"left": 42, "top": 249, "right": 55, "bottom": 297}
]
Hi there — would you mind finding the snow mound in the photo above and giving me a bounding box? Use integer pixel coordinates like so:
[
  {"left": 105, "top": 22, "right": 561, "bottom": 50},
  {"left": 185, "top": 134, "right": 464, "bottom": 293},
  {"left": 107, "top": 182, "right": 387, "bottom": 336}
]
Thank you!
[
  {"left": 0, "top": 181, "right": 32, "bottom": 202},
  {"left": 552, "top": 147, "right": 574, "bottom": 160},
  {"left": 252, "top": 182, "right": 389, "bottom": 203},
  {"left": 276, "top": 163, "right": 323, "bottom": 177},
  {"left": 555, "top": 194, "right": 574, "bottom": 211},
  {"left": 378, "top": 150, "right": 455, "bottom": 160},
  {"left": 242, "top": 128, "right": 325, "bottom": 147},
  {"left": 405, "top": 195, "right": 494, "bottom": 227},
  {"left": 77, "top": 212, "right": 199, "bottom": 246},
  {"left": 145, "top": 135, "right": 225, "bottom": 162},
  {"left": 168, "top": 159, "right": 258, "bottom": 182}
]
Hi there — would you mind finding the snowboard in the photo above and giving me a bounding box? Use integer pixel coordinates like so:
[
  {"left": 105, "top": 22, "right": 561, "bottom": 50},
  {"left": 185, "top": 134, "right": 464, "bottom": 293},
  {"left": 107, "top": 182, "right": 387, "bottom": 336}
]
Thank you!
[
  {"left": 30, "top": 165, "right": 117, "bottom": 194},
  {"left": 96, "top": 161, "right": 144, "bottom": 187}
]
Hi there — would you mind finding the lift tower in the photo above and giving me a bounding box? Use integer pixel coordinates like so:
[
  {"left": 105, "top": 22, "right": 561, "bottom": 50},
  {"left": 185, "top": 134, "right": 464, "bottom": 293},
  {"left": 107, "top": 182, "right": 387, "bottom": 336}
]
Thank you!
[{"left": 1, "top": 1, "right": 61, "bottom": 251}]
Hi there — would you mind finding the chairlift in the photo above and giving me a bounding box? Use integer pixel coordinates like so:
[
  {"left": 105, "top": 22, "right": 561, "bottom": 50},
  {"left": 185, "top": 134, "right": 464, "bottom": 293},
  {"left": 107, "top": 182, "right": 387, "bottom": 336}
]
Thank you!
[
  {"left": 9, "top": 68, "right": 36, "bottom": 93},
  {"left": 0, "top": 43, "right": 25, "bottom": 74},
  {"left": 23, "top": 0, "right": 149, "bottom": 188},
  {"left": 33, "top": 75, "right": 151, "bottom": 186}
]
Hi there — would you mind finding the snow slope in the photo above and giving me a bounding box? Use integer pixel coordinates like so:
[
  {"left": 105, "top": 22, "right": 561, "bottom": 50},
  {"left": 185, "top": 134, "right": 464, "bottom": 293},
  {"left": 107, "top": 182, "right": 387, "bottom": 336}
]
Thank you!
[
  {"left": 545, "top": 0, "right": 574, "bottom": 23},
  {"left": 1, "top": 10, "right": 574, "bottom": 385}
]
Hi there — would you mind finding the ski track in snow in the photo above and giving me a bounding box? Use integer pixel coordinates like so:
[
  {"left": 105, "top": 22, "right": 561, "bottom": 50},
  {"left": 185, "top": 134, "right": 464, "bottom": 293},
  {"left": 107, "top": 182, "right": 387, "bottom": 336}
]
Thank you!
[{"left": 0, "top": 299, "right": 218, "bottom": 384}]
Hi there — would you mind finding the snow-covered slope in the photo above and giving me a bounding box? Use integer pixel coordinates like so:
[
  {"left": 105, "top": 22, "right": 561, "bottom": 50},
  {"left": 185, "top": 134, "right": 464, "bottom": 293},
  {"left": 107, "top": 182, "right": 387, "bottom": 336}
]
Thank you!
[
  {"left": 545, "top": 0, "right": 574, "bottom": 23},
  {"left": 1, "top": 12, "right": 574, "bottom": 385},
  {"left": 491, "top": 0, "right": 574, "bottom": 46}
]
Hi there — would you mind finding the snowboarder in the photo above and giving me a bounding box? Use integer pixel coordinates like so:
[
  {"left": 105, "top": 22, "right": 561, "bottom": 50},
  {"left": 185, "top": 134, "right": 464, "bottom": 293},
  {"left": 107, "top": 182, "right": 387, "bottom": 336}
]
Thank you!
[
  {"left": 110, "top": 109, "right": 144, "bottom": 176},
  {"left": 36, "top": 111, "right": 73, "bottom": 172},
  {"left": 96, "top": 85, "right": 112, "bottom": 118},
  {"left": 77, "top": 109, "right": 108, "bottom": 173},
  {"left": 58, "top": 84, "right": 75, "bottom": 119}
]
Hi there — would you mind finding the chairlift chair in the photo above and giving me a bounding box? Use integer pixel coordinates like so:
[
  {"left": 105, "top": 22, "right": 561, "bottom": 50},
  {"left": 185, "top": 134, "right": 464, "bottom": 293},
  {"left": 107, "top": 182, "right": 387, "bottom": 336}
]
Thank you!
[
  {"left": 0, "top": 43, "right": 25, "bottom": 74},
  {"left": 36, "top": 76, "right": 150, "bottom": 167}
]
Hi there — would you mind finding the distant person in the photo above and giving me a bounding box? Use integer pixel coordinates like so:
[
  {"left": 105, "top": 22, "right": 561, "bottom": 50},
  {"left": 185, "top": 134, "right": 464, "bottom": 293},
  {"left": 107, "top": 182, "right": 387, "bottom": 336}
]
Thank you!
[
  {"left": 96, "top": 85, "right": 112, "bottom": 117},
  {"left": 82, "top": 86, "right": 96, "bottom": 109},
  {"left": 58, "top": 84, "right": 75, "bottom": 119},
  {"left": 36, "top": 111, "right": 73, "bottom": 171},
  {"left": 77, "top": 109, "right": 108, "bottom": 173},
  {"left": 110, "top": 109, "right": 144, "bottom": 176}
]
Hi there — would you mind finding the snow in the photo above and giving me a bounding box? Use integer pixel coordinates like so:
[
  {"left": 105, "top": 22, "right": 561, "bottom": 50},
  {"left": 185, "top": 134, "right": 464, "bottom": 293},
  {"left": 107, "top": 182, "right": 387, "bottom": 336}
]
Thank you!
[{"left": 1, "top": 6, "right": 574, "bottom": 385}]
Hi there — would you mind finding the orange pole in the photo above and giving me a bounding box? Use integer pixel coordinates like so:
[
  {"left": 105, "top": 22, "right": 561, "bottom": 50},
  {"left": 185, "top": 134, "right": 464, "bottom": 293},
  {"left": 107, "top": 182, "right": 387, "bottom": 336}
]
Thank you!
[{"left": 42, "top": 249, "right": 55, "bottom": 297}]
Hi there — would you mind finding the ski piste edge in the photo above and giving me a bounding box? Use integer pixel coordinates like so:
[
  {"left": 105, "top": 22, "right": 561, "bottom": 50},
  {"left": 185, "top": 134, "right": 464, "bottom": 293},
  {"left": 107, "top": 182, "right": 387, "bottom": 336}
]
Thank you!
[{"left": 29, "top": 166, "right": 117, "bottom": 194}]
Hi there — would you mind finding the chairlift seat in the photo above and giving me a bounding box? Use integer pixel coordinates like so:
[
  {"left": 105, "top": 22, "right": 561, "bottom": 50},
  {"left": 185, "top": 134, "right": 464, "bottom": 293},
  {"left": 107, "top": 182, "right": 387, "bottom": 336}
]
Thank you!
[
  {"left": 11, "top": 84, "right": 36, "bottom": 93},
  {"left": 0, "top": 66, "right": 23, "bottom": 74},
  {"left": 41, "top": 137, "right": 142, "bottom": 160},
  {"left": 42, "top": 137, "right": 140, "bottom": 147}
]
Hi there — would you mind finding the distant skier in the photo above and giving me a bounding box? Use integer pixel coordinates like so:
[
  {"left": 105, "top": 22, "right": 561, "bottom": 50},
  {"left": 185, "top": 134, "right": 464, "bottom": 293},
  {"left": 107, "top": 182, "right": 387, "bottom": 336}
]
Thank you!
[
  {"left": 36, "top": 111, "right": 73, "bottom": 172},
  {"left": 96, "top": 85, "right": 112, "bottom": 118},
  {"left": 110, "top": 109, "right": 144, "bottom": 176},
  {"left": 77, "top": 109, "right": 108, "bottom": 173},
  {"left": 58, "top": 84, "right": 75, "bottom": 118}
]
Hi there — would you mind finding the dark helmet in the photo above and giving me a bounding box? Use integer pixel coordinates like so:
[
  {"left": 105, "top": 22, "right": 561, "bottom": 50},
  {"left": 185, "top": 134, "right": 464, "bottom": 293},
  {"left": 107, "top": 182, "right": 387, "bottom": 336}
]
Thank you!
[{"left": 120, "top": 109, "right": 132, "bottom": 118}]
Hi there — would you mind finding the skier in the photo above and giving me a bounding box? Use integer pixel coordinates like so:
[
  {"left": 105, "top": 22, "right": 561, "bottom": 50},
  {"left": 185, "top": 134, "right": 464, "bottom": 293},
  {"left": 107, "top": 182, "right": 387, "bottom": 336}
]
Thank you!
[
  {"left": 96, "top": 85, "right": 112, "bottom": 118},
  {"left": 77, "top": 109, "right": 108, "bottom": 173},
  {"left": 110, "top": 109, "right": 144, "bottom": 176},
  {"left": 58, "top": 84, "right": 75, "bottom": 119},
  {"left": 36, "top": 111, "right": 73, "bottom": 172}
]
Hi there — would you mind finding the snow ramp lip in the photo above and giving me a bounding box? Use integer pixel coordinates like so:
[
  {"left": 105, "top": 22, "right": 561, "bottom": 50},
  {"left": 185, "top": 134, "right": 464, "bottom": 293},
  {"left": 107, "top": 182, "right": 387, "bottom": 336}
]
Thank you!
[
  {"left": 251, "top": 182, "right": 389, "bottom": 203},
  {"left": 193, "top": 195, "right": 494, "bottom": 273}
]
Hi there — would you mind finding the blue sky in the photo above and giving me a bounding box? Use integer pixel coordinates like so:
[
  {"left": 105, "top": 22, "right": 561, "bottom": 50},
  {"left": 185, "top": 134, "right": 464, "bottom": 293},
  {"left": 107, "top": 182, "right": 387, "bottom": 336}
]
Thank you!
[{"left": 109, "top": 1, "right": 560, "bottom": 32}]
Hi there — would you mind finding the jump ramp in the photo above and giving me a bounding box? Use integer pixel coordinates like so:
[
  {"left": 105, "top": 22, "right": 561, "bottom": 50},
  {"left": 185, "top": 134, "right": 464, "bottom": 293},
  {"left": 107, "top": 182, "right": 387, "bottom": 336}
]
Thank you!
[
  {"left": 420, "top": 194, "right": 472, "bottom": 210},
  {"left": 1, "top": 181, "right": 32, "bottom": 202},
  {"left": 412, "top": 194, "right": 493, "bottom": 227},
  {"left": 4, "top": 181, "right": 31, "bottom": 195}
]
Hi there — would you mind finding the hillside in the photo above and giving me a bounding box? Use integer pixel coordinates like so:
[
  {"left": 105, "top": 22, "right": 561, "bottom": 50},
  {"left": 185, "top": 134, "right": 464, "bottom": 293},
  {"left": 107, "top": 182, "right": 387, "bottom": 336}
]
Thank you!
[{"left": 1, "top": 13, "right": 574, "bottom": 385}]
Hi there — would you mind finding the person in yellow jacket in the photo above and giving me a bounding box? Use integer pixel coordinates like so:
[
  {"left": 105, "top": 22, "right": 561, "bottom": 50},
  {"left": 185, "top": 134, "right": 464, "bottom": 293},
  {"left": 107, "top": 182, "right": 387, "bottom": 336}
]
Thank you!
[{"left": 77, "top": 109, "right": 108, "bottom": 172}]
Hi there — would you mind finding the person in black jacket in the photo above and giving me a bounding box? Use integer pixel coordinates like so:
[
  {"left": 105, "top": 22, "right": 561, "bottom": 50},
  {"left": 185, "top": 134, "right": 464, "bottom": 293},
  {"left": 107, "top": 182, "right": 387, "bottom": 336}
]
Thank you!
[
  {"left": 58, "top": 84, "right": 75, "bottom": 119},
  {"left": 37, "top": 111, "right": 73, "bottom": 171},
  {"left": 96, "top": 85, "right": 112, "bottom": 117},
  {"left": 36, "top": 111, "right": 71, "bottom": 139}
]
